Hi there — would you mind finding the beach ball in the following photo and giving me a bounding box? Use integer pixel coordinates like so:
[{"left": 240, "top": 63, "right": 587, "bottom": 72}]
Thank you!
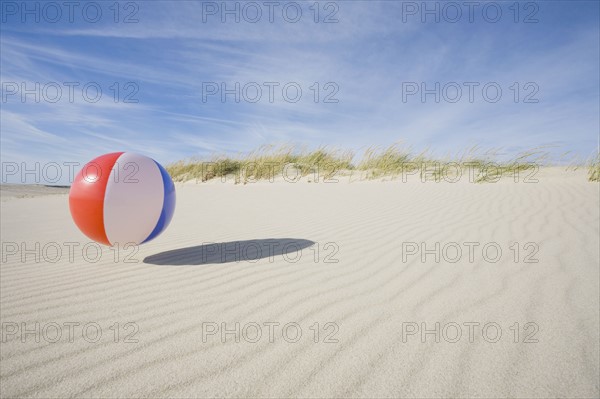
[{"left": 69, "top": 152, "right": 176, "bottom": 246}]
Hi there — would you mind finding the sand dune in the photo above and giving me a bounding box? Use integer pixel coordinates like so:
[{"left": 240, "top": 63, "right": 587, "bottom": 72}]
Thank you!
[{"left": 1, "top": 169, "right": 598, "bottom": 398}]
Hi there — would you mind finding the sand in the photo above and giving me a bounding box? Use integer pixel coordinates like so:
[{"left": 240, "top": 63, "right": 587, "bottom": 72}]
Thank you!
[
  {"left": 1, "top": 168, "right": 598, "bottom": 398},
  {"left": 0, "top": 184, "right": 70, "bottom": 201}
]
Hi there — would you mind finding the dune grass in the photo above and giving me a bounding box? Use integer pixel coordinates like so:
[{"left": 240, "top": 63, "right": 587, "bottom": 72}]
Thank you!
[
  {"left": 355, "top": 144, "right": 549, "bottom": 182},
  {"left": 166, "top": 144, "right": 596, "bottom": 183},
  {"left": 167, "top": 145, "right": 354, "bottom": 183},
  {"left": 588, "top": 153, "right": 600, "bottom": 182}
]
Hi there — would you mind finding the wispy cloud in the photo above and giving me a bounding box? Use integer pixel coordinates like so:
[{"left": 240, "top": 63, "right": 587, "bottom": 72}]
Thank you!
[{"left": 1, "top": 0, "right": 598, "bottom": 181}]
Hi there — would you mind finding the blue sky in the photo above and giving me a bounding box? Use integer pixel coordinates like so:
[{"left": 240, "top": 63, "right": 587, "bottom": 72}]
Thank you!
[{"left": 1, "top": 0, "right": 599, "bottom": 178}]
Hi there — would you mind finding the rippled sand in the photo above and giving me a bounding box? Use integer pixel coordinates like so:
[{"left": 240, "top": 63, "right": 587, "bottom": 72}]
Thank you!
[{"left": 1, "top": 169, "right": 598, "bottom": 398}]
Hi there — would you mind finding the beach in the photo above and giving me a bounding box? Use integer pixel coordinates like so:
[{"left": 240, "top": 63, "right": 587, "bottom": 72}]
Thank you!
[{"left": 1, "top": 168, "right": 598, "bottom": 398}]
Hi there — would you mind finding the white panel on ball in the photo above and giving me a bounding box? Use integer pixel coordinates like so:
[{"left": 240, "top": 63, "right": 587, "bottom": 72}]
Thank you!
[{"left": 103, "top": 153, "right": 164, "bottom": 245}]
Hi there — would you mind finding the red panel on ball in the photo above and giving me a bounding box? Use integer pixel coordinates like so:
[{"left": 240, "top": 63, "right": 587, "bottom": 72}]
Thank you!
[{"left": 69, "top": 152, "right": 123, "bottom": 246}]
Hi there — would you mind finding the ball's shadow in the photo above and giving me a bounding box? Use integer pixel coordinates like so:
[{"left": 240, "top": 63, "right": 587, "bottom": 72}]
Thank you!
[{"left": 143, "top": 238, "right": 315, "bottom": 266}]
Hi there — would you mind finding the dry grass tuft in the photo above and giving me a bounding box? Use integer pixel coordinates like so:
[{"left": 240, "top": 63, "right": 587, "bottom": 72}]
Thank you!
[
  {"left": 167, "top": 145, "right": 354, "bottom": 183},
  {"left": 588, "top": 153, "right": 600, "bottom": 182},
  {"left": 166, "top": 143, "right": 594, "bottom": 183}
]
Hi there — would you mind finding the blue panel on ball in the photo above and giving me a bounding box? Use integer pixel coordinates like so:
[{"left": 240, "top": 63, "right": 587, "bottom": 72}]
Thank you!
[{"left": 142, "top": 160, "right": 176, "bottom": 244}]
